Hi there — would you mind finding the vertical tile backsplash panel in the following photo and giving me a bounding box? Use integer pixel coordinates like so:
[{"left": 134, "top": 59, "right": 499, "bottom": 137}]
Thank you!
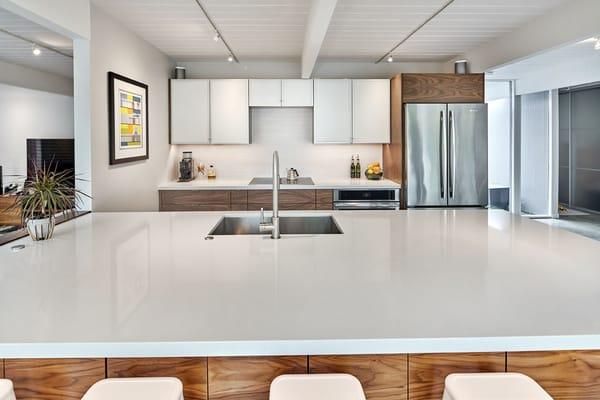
[{"left": 168, "top": 108, "right": 382, "bottom": 180}]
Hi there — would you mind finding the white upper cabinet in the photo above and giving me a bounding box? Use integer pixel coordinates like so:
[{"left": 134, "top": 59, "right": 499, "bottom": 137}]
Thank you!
[
  {"left": 352, "top": 79, "right": 390, "bottom": 144},
  {"left": 210, "top": 79, "right": 249, "bottom": 144},
  {"left": 249, "top": 79, "right": 281, "bottom": 107},
  {"left": 282, "top": 79, "right": 313, "bottom": 107},
  {"left": 170, "top": 79, "right": 210, "bottom": 144},
  {"left": 313, "top": 79, "right": 352, "bottom": 144}
]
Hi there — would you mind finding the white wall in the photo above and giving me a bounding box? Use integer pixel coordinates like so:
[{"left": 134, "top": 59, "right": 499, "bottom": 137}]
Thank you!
[
  {"left": 506, "top": 51, "right": 600, "bottom": 95},
  {"left": 0, "top": 0, "right": 90, "bottom": 39},
  {"left": 0, "top": 83, "right": 74, "bottom": 186},
  {"left": 90, "top": 5, "right": 173, "bottom": 212},
  {"left": 168, "top": 108, "right": 381, "bottom": 181},
  {"left": 179, "top": 59, "right": 448, "bottom": 79},
  {"left": 458, "top": 0, "right": 600, "bottom": 72},
  {"left": 0, "top": 59, "right": 73, "bottom": 96}
]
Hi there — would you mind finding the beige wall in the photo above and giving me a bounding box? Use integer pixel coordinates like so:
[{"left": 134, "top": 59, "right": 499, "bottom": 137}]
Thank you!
[{"left": 90, "top": 5, "right": 173, "bottom": 212}]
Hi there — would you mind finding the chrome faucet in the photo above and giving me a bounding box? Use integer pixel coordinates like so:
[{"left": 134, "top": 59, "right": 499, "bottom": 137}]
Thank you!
[{"left": 259, "top": 151, "right": 281, "bottom": 239}]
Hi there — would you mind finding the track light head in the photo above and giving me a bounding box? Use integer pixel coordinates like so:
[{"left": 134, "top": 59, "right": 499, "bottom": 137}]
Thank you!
[
  {"left": 227, "top": 54, "right": 234, "bottom": 62},
  {"left": 386, "top": 55, "right": 393, "bottom": 63},
  {"left": 32, "top": 44, "right": 41, "bottom": 56},
  {"left": 213, "top": 33, "right": 220, "bottom": 42}
]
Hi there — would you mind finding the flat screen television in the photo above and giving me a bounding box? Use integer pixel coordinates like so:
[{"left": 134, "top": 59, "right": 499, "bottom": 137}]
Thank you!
[{"left": 27, "top": 139, "right": 75, "bottom": 187}]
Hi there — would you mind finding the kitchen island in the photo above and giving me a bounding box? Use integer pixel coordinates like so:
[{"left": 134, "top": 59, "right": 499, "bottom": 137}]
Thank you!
[
  {"left": 2, "top": 209, "right": 600, "bottom": 400},
  {"left": 1, "top": 209, "right": 600, "bottom": 358}
]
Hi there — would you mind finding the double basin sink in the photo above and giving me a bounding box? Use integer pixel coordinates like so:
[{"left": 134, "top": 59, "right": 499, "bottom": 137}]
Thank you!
[{"left": 208, "top": 215, "right": 343, "bottom": 236}]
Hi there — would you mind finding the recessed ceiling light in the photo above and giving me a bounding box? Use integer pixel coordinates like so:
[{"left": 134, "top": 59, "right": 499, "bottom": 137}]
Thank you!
[
  {"left": 32, "top": 44, "right": 41, "bottom": 56},
  {"left": 213, "top": 33, "right": 220, "bottom": 42},
  {"left": 386, "top": 55, "right": 393, "bottom": 63},
  {"left": 227, "top": 54, "right": 234, "bottom": 62}
]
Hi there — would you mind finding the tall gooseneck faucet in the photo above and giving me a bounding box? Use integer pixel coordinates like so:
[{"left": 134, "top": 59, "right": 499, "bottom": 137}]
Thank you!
[
  {"left": 271, "top": 151, "right": 280, "bottom": 239},
  {"left": 259, "top": 150, "right": 281, "bottom": 239}
]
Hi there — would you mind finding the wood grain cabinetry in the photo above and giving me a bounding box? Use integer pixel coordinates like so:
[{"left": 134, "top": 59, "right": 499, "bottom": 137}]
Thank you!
[
  {"left": 159, "top": 190, "right": 232, "bottom": 211},
  {"left": 107, "top": 357, "right": 207, "bottom": 400},
  {"left": 159, "top": 189, "right": 334, "bottom": 211},
  {"left": 316, "top": 189, "right": 333, "bottom": 210},
  {"left": 402, "top": 74, "right": 484, "bottom": 104},
  {"left": 310, "top": 355, "right": 408, "bottom": 400},
  {"left": 208, "top": 356, "right": 307, "bottom": 400},
  {"left": 0, "top": 195, "right": 21, "bottom": 227},
  {"left": 507, "top": 350, "right": 600, "bottom": 400},
  {"left": 4, "top": 358, "right": 105, "bottom": 400},
  {"left": 408, "top": 353, "right": 505, "bottom": 400},
  {"left": 247, "top": 189, "right": 317, "bottom": 211}
]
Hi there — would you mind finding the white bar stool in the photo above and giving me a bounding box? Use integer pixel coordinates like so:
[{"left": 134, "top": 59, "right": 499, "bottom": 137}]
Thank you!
[
  {"left": 0, "top": 380, "right": 16, "bottom": 400},
  {"left": 82, "top": 378, "right": 184, "bottom": 400},
  {"left": 270, "top": 374, "right": 366, "bottom": 400},
  {"left": 443, "top": 373, "right": 553, "bottom": 400}
]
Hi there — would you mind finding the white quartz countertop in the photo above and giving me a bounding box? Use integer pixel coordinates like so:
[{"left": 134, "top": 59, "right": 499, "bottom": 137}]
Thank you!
[
  {"left": 1, "top": 209, "right": 600, "bottom": 358},
  {"left": 157, "top": 177, "right": 401, "bottom": 190}
]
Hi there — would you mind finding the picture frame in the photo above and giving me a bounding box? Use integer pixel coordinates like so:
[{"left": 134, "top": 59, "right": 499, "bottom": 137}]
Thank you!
[{"left": 108, "top": 72, "right": 149, "bottom": 165}]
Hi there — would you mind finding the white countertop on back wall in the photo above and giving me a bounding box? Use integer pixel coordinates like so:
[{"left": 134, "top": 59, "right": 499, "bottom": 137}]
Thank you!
[
  {"left": 1, "top": 209, "right": 600, "bottom": 358},
  {"left": 157, "top": 177, "right": 401, "bottom": 190}
]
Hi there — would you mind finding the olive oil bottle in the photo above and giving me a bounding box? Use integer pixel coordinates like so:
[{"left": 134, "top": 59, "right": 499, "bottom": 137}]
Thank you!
[
  {"left": 350, "top": 155, "right": 356, "bottom": 178},
  {"left": 355, "top": 155, "right": 361, "bottom": 179}
]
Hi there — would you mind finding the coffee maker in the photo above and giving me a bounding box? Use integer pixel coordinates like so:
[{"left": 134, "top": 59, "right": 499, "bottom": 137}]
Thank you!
[{"left": 178, "top": 151, "right": 194, "bottom": 182}]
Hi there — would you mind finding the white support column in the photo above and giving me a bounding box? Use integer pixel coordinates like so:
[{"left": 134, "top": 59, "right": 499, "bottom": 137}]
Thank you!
[
  {"left": 510, "top": 85, "right": 521, "bottom": 215},
  {"left": 73, "top": 38, "right": 92, "bottom": 211},
  {"left": 549, "top": 89, "right": 560, "bottom": 218},
  {"left": 301, "top": 0, "right": 338, "bottom": 79}
]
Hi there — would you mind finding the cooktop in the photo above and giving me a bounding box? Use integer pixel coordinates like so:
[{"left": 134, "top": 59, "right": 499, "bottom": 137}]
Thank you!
[{"left": 249, "top": 177, "right": 315, "bottom": 185}]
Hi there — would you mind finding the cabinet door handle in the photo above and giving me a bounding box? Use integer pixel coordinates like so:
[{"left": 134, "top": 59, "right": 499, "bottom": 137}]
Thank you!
[{"left": 440, "top": 110, "right": 445, "bottom": 198}]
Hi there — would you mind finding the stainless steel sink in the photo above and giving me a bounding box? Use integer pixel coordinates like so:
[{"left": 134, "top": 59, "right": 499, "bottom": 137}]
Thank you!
[{"left": 208, "top": 215, "right": 343, "bottom": 236}]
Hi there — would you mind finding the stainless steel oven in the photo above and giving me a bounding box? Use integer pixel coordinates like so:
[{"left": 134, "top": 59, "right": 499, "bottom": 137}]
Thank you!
[{"left": 333, "top": 189, "right": 400, "bottom": 210}]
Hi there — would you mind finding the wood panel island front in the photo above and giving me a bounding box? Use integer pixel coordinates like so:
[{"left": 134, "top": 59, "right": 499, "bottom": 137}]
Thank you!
[{"left": 2, "top": 210, "right": 600, "bottom": 399}]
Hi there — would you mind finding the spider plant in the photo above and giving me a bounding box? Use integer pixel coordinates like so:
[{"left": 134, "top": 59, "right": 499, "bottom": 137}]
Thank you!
[{"left": 5, "top": 162, "right": 89, "bottom": 240}]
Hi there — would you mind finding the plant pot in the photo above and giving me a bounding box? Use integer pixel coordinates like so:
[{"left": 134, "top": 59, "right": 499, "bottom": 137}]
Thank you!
[{"left": 26, "top": 216, "right": 55, "bottom": 241}]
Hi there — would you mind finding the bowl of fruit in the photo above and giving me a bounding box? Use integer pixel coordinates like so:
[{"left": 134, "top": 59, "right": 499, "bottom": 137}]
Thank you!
[{"left": 365, "top": 162, "right": 383, "bottom": 180}]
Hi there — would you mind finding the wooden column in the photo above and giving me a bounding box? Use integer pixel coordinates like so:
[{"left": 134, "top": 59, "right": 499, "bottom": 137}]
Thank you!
[
  {"left": 408, "top": 352, "right": 505, "bottom": 400},
  {"left": 309, "top": 354, "right": 408, "bottom": 400}
]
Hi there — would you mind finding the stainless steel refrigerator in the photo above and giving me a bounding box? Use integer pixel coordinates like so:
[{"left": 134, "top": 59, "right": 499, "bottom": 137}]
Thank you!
[{"left": 406, "top": 103, "right": 488, "bottom": 207}]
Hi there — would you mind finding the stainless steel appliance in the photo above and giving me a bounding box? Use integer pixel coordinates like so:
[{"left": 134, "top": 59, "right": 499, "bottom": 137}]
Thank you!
[
  {"left": 405, "top": 103, "right": 487, "bottom": 207},
  {"left": 333, "top": 189, "right": 400, "bottom": 210}
]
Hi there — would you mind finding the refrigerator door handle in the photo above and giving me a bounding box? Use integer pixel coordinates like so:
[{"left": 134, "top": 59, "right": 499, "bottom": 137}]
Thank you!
[
  {"left": 439, "top": 111, "right": 444, "bottom": 198},
  {"left": 448, "top": 110, "right": 454, "bottom": 198}
]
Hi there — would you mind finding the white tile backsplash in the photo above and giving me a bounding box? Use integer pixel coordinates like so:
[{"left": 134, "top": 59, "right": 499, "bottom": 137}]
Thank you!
[{"left": 169, "top": 108, "right": 382, "bottom": 180}]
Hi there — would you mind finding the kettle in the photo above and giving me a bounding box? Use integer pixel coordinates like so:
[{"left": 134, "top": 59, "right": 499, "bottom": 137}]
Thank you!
[{"left": 286, "top": 168, "right": 299, "bottom": 182}]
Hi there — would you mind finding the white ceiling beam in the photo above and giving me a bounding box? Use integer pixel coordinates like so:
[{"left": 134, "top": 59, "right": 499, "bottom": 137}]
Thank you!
[{"left": 301, "top": 0, "right": 338, "bottom": 78}]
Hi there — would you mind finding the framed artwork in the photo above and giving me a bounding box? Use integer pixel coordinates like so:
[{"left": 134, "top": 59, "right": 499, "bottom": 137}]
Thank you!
[{"left": 108, "top": 72, "right": 149, "bottom": 165}]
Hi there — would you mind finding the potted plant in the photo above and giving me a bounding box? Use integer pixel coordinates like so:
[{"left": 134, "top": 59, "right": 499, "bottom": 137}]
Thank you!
[{"left": 8, "top": 163, "right": 89, "bottom": 241}]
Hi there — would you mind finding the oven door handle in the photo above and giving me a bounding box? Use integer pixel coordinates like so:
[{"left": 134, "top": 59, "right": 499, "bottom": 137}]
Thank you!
[{"left": 334, "top": 202, "right": 400, "bottom": 210}]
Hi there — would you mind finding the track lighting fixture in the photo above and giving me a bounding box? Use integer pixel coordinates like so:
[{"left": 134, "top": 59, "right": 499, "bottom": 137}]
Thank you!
[
  {"left": 386, "top": 55, "right": 393, "bottom": 63},
  {"left": 227, "top": 54, "right": 234, "bottom": 62},
  {"left": 213, "top": 32, "right": 220, "bottom": 42},
  {"left": 32, "top": 44, "right": 41, "bottom": 56}
]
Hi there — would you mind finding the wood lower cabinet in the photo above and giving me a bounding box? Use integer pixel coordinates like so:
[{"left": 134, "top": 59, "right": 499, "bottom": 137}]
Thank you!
[
  {"left": 1, "top": 359, "right": 4, "bottom": 378},
  {"left": 247, "top": 190, "right": 316, "bottom": 211},
  {"left": 208, "top": 356, "right": 307, "bottom": 400},
  {"left": 159, "top": 189, "right": 333, "bottom": 211},
  {"left": 507, "top": 350, "right": 600, "bottom": 400},
  {"left": 159, "top": 190, "right": 232, "bottom": 211},
  {"left": 107, "top": 357, "right": 207, "bottom": 400},
  {"left": 4, "top": 358, "right": 105, "bottom": 400},
  {"left": 310, "top": 354, "right": 408, "bottom": 400},
  {"left": 408, "top": 353, "right": 505, "bottom": 400}
]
